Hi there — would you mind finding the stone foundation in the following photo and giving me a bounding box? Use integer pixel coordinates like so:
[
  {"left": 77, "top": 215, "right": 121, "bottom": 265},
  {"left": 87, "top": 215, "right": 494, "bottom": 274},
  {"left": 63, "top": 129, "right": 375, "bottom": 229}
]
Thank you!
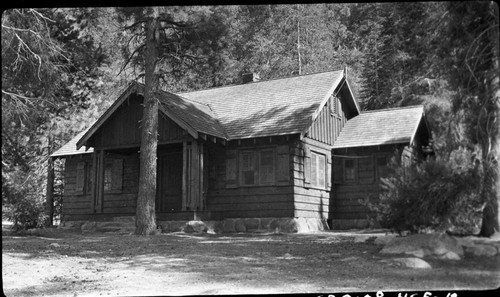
[
  {"left": 329, "top": 219, "right": 378, "bottom": 230},
  {"left": 60, "top": 217, "right": 329, "bottom": 234}
]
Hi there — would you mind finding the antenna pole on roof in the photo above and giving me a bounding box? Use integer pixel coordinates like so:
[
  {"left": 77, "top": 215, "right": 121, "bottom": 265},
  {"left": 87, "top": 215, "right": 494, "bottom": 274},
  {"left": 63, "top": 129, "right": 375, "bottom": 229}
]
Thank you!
[{"left": 343, "top": 66, "right": 347, "bottom": 78}]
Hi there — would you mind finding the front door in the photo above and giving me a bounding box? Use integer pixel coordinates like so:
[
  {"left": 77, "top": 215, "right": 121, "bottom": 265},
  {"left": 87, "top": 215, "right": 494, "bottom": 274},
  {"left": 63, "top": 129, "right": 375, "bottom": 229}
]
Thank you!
[{"left": 156, "top": 150, "right": 183, "bottom": 212}]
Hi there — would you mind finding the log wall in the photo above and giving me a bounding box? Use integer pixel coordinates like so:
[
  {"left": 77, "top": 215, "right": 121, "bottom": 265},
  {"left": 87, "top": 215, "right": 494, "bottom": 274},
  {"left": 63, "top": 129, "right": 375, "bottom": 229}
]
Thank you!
[
  {"left": 204, "top": 138, "right": 295, "bottom": 218},
  {"left": 331, "top": 145, "right": 404, "bottom": 220},
  {"left": 62, "top": 151, "right": 140, "bottom": 221}
]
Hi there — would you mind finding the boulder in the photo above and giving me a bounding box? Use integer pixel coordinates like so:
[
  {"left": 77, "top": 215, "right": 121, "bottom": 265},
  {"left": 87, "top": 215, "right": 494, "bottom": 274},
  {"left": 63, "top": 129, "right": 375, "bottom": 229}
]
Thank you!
[
  {"left": 380, "top": 233, "right": 464, "bottom": 259},
  {"left": 374, "top": 234, "right": 397, "bottom": 245},
  {"left": 464, "top": 244, "right": 498, "bottom": 257},
  {"left": 184, "top": 221, "right": 208, "bottom": 233},
  {"left": 222, "top": 219, "right": 236, "bottom": 233},
  {"left": 243, "top": 218, "right": 260, "bottom": 232},
  {"left": 279, "top": 219, "right": 298, "bottom": 233},
  {"left": 235, "top": 220, "right": 247, "bottom": 232},
  {"left": 81, "top": 221, "right": 97, "bottom": 233},
  {"left": 438, "top": 251, "right": 461, "bottom": 260},
  {"left": 386, "top": 257, "right": 432, "bottom": 269}
]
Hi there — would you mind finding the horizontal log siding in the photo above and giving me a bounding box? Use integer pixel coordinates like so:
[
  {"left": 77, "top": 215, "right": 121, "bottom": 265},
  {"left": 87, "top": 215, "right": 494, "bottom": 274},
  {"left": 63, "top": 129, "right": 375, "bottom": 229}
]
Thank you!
[
  {"left": 205, "top": 140, "right": 295, "bottom": 219},
  {"left": 62, "top": 152, "right": 140, "bottom": 218},
  {"left": 291, "top": 138, "right": 332, "bottom": 219},
  {"left": 331, "top": 145, "right": 401, "bottom": 220},
  {"left": 332, "top": 185, "right": 379, "bottom": 220},
  {"left": 62, "top": 154, "right": 93, "bottom": 217}
]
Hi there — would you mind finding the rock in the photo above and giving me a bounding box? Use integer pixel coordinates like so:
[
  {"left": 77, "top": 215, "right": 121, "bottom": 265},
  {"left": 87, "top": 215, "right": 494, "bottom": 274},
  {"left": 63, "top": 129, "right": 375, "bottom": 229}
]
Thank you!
[
  {"left": 81, "top": 221, "right": 97, "bottom": 232},
  {"left": 235, "top": 220, "right": 246, "bottom": 232},
  {"left": 374, "top": 234, "right": 397, "bottom": 245},
  {"left": 405, "top": 249, "right": 425, "bottom": 258},
  {"left": 96, "top": 222, "right": 122, "bottom": 233},
  {"left": 222, "top": 219, "right": 236, "bottom": 233},
  {"left": 306, "top": 218, "right": 327, "bottom": 232},
  {"left": 243, "top": 219, "right": 260, "bottom": 232},
  {"left": 354, "top": 235, "right": 372, "bottom": 243},
  {"left": 438, "top": 251, "right": 461, "bottom": 260},
  {"left": 279, "top": 219, "right": 298, "bottom": 233},
  {"left": 380, "top": 233, "right": 464, "bottom": 259},
  {"left": 184, "top": 221, "right": 207, "bottom": 234},
  {"left": 295, "top": 218, "right": 310, "bottom": 233},
  {"left": 392, "top": 257, "right": 432, "bottom": 269},
  {"left": 465, "top": 244, "right": 498, "bottom": 257}
]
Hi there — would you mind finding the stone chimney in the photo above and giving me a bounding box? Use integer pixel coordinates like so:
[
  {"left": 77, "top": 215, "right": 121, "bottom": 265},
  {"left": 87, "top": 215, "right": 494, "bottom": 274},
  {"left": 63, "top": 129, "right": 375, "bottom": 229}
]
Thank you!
[{"left": 241, "top": 72, "right": 260, "bottom": 84}]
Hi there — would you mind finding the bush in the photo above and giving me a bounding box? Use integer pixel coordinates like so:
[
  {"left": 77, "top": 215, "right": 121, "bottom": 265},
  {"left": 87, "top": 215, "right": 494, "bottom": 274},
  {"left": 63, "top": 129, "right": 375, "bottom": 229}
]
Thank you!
[
  {"left": 364, "top": 148, "right": 481, "bottom": 234},
  {"left": 4, "top": 195, "right": 48, "bottom": 230}
]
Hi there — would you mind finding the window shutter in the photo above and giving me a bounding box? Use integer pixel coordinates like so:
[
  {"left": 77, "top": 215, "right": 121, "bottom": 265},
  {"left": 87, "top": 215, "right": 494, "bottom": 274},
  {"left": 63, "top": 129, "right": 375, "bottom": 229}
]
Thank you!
[
  {"left": 76, "top": 162, "right": 85, "bottom": 194},
  {"left": 225, "top": 150, "right": 237, "bottom": 188},
  {"left": 276, "top": 145, "right": 290, "bottom": 185},
  {"left": 304, "top": 146, "right": 311, "bottom": 185},
  {"left": 111, "top": 159, "right": 123, "bottom": 191},
  {"left": 326, "top": 154, "right": 332, "bottom": 189},
  {"left": 332, "top": 157, "right": 343, "bottom": 184}
]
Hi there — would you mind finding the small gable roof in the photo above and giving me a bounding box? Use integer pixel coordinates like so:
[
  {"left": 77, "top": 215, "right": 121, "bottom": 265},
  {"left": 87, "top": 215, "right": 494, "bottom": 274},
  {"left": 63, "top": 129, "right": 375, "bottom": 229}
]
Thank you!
[
  {"left": 51, "top": 127, "right": 94, "bottom": 157},
  {"left": 332, "top": 105, "right": 426, "bottom": 149}
]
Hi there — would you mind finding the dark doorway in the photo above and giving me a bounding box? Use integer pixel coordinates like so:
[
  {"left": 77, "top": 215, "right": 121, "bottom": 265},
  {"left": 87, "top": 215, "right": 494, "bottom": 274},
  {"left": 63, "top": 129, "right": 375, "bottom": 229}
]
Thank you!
[{"left": 156, "top": 149, "right": 183, "bottom": 212}]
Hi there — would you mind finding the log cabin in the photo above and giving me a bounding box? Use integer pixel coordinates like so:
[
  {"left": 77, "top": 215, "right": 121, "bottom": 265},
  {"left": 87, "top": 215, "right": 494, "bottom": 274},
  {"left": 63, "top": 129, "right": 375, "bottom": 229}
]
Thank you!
[{"left": 50, "top": 68, "right": 431, "bottom": 232}]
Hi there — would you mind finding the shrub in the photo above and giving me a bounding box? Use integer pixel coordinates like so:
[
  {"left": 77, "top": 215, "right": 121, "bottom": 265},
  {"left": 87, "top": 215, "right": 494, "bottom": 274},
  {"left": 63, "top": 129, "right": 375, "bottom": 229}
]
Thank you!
[
  {"left": 4, "top": 194, "right": 48, "bottom": 230},
  {"left": 364, "top": 148, "right": 481, "bottom": 234}
]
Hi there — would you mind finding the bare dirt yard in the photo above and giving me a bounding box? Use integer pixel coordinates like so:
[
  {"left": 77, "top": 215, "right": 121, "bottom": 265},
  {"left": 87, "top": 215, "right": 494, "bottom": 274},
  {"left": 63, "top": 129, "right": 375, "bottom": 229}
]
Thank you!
[{"left": 2, "top": 228, "right": 500, "bottom": 296}]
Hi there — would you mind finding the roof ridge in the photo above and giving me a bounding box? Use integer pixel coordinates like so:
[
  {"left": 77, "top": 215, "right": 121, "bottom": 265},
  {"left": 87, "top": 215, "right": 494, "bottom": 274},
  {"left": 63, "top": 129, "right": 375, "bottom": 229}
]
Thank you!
[
  {"left": 177, "top": 69, "right": 344, "bottom": 95},
  {"left": 361, "top": 105, "right": 424, "bottom": 114}
]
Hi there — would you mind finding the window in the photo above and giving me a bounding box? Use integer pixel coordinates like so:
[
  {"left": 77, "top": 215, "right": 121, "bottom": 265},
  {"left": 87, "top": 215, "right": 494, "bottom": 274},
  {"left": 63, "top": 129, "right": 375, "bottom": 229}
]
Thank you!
[
  {"left": 238, "top": 149, "right": 276, "bottom": 186},
  {"left": 259, "top": 150, "right": 274, "bottom": 184},
  {"left": 311, "top": 152, "right": 326, "bottom": 188},
  {"left": 344, "top": 159, "right": 355, "bottom": 182},
  {"left": 85, "top": 162, "right": 93, "bottom": 194},
  {"left": 103, "top": 161, "right": 113, "bottom": 191},
  {"left": 240, "top": 151, "right": 256, "bottom": 185}
]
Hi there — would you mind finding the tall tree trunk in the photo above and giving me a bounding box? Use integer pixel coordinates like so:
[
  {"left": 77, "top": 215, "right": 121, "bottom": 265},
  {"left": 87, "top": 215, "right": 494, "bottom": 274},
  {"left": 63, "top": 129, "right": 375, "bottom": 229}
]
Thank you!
[
  {"left": 296, "top": 4, "right": 302, "bottom": 75},
  {"left": 45, "top": 148, "right": 54, "bottom": 227},
  {"left": 135, "top": 10, "right": 160, "bottom": 235},
  {"left": 479, "top": 2, "right": 500, "bottom": 237}
]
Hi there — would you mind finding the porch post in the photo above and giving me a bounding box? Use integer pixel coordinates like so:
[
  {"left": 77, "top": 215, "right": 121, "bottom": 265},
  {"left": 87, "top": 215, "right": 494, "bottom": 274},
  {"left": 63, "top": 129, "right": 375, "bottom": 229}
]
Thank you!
[
  {"left": 45, "top": 156, "right": 55, "bottom": 227},
  {"left": 182, "top": 141, "right": 188, "bottom": 211}
]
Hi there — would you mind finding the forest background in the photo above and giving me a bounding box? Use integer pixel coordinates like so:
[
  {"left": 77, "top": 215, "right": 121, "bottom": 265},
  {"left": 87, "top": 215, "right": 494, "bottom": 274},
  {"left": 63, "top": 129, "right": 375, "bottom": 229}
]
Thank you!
[{"left": 2, "top": 3, "right": 499, "bottom": 235}]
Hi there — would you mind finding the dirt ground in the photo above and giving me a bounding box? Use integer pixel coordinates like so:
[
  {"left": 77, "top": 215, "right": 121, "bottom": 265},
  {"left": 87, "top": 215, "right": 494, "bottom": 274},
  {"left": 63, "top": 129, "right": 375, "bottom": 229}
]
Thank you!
[{"left": 2, "top": 228, "right": 500, "bottom": 296}]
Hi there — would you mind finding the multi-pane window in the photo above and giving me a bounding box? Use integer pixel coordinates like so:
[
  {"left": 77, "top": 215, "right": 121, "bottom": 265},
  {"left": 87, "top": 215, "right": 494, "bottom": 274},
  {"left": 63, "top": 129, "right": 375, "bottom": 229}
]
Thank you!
[
  {"left": 240, "top": 151, "right": 256, "bottom": 186},
  {"left": 103, "top": 161, "right": 113, "bottom": 191},
  {"left": 311, "top": 152, "right": 326, "bottom": 188},
  {"left": 259, "top": 150, "right": 274, "bottom": 184},
  {"left": 85, "top": 162, "right": 93, "bottom": 194},
  {"left": 239, "top": 149, "right": 275, "bottom": 186},
  {"left": 344, "top": 159, "right": 355, "bottom": 182}
]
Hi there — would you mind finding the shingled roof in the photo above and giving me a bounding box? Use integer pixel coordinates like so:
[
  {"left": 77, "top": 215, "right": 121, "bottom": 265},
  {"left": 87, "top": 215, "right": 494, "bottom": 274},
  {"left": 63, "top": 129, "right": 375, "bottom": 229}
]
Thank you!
[
  {"left": 179, "top": 70, "right": 348, "bottom": 139},
  {"left": 51, "top": 127, "right": 94, "bottom": 157},
  {"left": 158, "top": 91, "right": 227, "bottom": 140},
  {"left": 333, "top": 105, "right": 425, "bottom": 149},
  {"left": 52, "top": 70, "right": 357, "bottom": 157}
]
